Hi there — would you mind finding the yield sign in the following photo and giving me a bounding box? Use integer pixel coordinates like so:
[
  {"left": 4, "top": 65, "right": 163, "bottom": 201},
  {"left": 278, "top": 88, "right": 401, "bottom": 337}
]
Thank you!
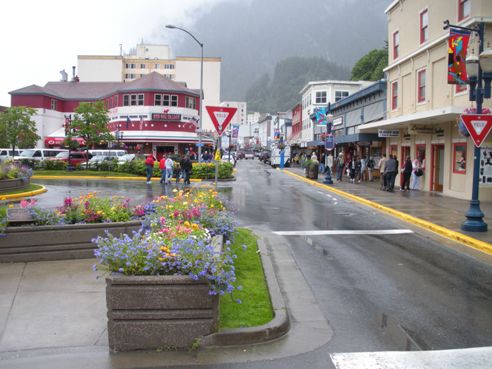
[
  {"left": 460, "top": 114, "right": 492, "bottom": 147},
  {"left": 206, "top": 106, "right": 237, "bottom": 136}
]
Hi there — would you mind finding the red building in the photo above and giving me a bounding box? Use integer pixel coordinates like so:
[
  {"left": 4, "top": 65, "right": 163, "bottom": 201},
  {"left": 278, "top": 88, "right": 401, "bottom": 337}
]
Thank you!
[{"left": 9, "top": 72, "right": 213, "bottom": 157}]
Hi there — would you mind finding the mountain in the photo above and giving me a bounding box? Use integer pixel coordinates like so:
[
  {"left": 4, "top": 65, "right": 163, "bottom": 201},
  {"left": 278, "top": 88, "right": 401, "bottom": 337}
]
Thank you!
[{"left": 174, "top": 0, "right": 388, "bottom": 102}]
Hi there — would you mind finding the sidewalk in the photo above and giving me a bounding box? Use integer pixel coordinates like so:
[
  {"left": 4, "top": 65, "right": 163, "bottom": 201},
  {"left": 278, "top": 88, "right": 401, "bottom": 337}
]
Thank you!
[{"left": 286, "top": 166, "right": 492, "bottom": 247}]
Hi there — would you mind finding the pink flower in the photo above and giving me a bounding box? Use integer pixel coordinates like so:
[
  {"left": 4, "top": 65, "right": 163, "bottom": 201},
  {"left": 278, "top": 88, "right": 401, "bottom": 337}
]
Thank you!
[{"left": 64, "top": 197, "right": 73, "bottom": 207}]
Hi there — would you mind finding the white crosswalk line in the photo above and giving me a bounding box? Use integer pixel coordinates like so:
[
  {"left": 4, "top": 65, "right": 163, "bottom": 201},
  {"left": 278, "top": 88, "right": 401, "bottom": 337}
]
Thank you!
[{"left": 273, "top": 229, "right": 413, "bottom": 236}]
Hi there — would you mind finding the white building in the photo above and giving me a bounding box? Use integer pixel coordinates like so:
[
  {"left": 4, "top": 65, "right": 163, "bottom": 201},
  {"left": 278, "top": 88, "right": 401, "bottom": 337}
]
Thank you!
[
  {"left": 77, "top": 43, "right": 221, "bottom": 132},
  {"left": 299, "top": 80, "right": 373, "bottom": 148}
]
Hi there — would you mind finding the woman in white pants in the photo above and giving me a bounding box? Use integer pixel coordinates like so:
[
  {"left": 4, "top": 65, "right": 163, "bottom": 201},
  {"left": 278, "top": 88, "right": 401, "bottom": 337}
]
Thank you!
[{"left": 410, "top": 157, "right": 423, "bottom": 190}]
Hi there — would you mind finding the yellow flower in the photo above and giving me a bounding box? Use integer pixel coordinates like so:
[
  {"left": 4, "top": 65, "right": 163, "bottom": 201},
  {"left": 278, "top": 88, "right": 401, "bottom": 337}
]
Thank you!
[
  {"left": 8, "top": 204, "right": 14, "bottom": 208},
  {"left": 172, "top": 189, "right": 178, "bottom": 193}
]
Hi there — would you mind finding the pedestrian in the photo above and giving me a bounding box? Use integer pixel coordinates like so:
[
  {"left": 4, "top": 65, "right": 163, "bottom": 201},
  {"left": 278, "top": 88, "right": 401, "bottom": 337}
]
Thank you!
[
  {"left": 159, "top": 155, "right": 166, "bottom": 184},
  {"left": 319, "top": 152, "right": 326, "bottom": 173},
  {"left": 401, "top": 156, "right": 413, "bottom": 191},
  {"left": 355, "top": 156, "right": 362, "bottom": 183},
  {"left": 378, "top": 154, "right": 387, "bottom": 190},
  {"left": 360, "top": 155, "right": 368, "bottom": 182},
  {"left": 411, "top": 155, "right": 424, "bottom": 190},
  {"left": 384, "top": 154, "right": 397, "bottom": 192},
  {"left": 176, "top": 155, "right": 184, "bottom": 183},
  {"left": 336, "top": 153, "right": 344, "bottom": 181},
  {"left": 181, "top": 154, "right": 193, "bottom": 185},
  {"left": 393, "top": 155, "right": 399, "bottom": 191},
  {"left": 367, "top": 156, "right": 375, "bottom": 181},
  {"left": 349, "top": 156, "right": 357, "bottom": 183},
  {"left": 165, "top": 155, "right": 174, "bottom": 184},
  {"left": 326, "top": 152, "right": 334, "bottom": 176},
  {"left": 145, "top": 154, "right": 155, "bottom": 184}
]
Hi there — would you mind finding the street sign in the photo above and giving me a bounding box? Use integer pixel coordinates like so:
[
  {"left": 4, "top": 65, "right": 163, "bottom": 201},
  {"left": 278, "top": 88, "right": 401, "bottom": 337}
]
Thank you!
[
  {"left": 195, "top": 143, "right": 204, "bottom": 147},
  {"left": 460, "top": 114, "right": 492, "bottom": 147},
  {"left": 205, "top": 106, "right": 237, "bottom": 136}
]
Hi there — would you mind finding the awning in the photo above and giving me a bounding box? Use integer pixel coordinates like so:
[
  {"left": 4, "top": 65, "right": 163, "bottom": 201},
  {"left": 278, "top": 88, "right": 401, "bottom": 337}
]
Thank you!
[
  {"left": 306, "top": 140, "right": 325, "bottom": 147},
  {"left": 334, "top": 133, "right": 384, "bottom": 145},
  {"left": 45, "top": 128, "right": 85, "bottom": 146},
  {"left": 119, "top": 130, "right": 214, "bottom": 144},
  {"left": 359, "top": 106, "right": 462, "bottom": 133}
]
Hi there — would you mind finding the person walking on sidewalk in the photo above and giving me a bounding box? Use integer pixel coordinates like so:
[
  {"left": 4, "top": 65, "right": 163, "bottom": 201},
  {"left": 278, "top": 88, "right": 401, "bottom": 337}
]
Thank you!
[
  {"left": 378, "top": 154, "right": 387, "bottom": 190},
  {"left": 411, "top": 155, "right": 424, "bottom": 190},
  {"left": 165, "top": 155, "right": 174, "bottom": 184},
  {"left": 367, "top": 156, "right": 375, "bottom": 181},
  {"left": 159, "top": 155, "right": 167, "bottom": 184},
  {"left": 384, "top": 154, "right": 396, "bottom": 192},
  {"left": 145, "top": 154, "right": 155, "bottom": 184},
  {"left": 360, "top": 155, "right": 368, "bottom": 182},
  {"left": 336, "top": 153, "right": 344, "bottom": 181},
  {"left": 401, "top": 156, "right": 413, "bottom": 191}
]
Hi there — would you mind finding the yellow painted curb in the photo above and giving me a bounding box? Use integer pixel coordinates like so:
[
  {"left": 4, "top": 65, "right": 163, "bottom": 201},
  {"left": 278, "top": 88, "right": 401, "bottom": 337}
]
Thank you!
[
  {"left": 0, "top": 186, "right": 47, "bottom": 200},
  {"left": 32, "top": 175, "right": 202, "bottom": 183},
  {"left": 281, "top": 169, "right": 492, "bottom": 256}
]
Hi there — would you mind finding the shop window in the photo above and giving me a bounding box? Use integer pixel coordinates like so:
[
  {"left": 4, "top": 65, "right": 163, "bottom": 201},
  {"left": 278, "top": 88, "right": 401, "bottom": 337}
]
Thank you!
[
  {"left": 123, "top": 95, "right": 129, "bottom": 106},
  {"left": 458, "top": 0, "right": 470, "bottom": 21},
  {"left": 420, "top": 9, "right": 428, "bottom": 44},
  {"left": 453, "top": 143, "right": 467, "bottom": 174},
  {"left": 393, "top": 30, "right": 400, "bottom": 59},
  {"left": 50, "top": 99, "right": 57, "bottom": 110},
  {"left": 185, "top": 96, "right": 196, "bottom": 109}
]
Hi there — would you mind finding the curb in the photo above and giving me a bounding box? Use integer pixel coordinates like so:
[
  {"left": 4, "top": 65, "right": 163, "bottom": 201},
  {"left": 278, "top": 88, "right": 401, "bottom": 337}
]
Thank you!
[
  {"left": 32, "top": 175, "right": 202, "bottom": 182},
  {"left": 201, "top": 236, "right": 290, "bottom": 347},
  {"left": 0, "top": 185, "right": 47, "bottom": 200},
  {"left": 281, "top": 169, "right": 492, "bottom": 256}
]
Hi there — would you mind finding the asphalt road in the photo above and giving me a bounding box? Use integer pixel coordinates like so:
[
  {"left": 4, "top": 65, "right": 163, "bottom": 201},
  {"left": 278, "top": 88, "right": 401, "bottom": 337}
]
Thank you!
[{"left": 26, "top": 160, "right": 492, "bottom": 369}]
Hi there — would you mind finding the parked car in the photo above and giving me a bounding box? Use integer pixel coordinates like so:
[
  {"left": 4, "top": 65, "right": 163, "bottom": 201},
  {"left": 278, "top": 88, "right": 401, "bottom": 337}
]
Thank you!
[
  {"left": 79, "top": 155, "right": 115, "bottom": 169},
  {"left": 221, "top": 154, "right": 235, "bottom": 164},
  {"left": 259, "top": 150, "right": 271, "bottom": 164},
  {"left": 243, "top": 151, "right": 255, "bottom": 160},
  {"left": 14, "top": 148, "right": 67, "bottom": 161},
  {"left": 0, "top": 148, "right": 22, "bottom": 162},
  {"left": 88, "top": 149, "right": 127, "bottom": 158},
  {"left": 51, "top": 151, "right": 92, "bottom": 165}
]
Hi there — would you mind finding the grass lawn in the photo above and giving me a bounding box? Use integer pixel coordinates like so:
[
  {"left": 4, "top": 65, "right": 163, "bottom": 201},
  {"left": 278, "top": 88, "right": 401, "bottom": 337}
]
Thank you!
[
  {"left": 219, "top": 228, "right": 273, "bottom": 329},
  {"left": 0, "top": 183, "right": 44, "bottom": 196},
  {"left": 33, "top": 170, "right": 139, "bottom": 177}
]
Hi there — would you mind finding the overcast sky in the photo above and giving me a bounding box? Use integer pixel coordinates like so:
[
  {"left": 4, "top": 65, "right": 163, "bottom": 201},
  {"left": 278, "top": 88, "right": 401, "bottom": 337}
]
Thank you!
[{"left": 0, "top": 0, "right": 227, "bottom": 106}]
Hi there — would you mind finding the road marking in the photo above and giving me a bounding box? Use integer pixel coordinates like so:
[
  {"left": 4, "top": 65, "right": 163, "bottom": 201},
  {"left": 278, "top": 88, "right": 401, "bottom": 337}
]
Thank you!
[{"left": 273, "top": 229, "right": 414, "bottom": 236}]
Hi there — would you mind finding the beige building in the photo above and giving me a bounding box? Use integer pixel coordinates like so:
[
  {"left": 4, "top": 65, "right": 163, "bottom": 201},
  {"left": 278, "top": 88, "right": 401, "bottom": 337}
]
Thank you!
[
  {"left": 77, "top": 43, "right": 221, "bottom": 131},
  {"left": 360, "top": 0, "right": 492, "bottom": 200}
]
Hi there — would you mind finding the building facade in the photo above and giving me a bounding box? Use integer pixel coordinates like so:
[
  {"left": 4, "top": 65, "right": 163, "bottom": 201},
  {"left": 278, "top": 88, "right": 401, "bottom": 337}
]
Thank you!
[
  {"left": 299, "top": 80, "right": 373, "bottom": 149},
  {"left": 360, "top": 0, "right": 492, "bottom": 200},
  {"left": 77, "top": 43, "right": 221, "bottom": 132},
  {"left": 9, "top": 72, "right": 213, "bottom": 158}
]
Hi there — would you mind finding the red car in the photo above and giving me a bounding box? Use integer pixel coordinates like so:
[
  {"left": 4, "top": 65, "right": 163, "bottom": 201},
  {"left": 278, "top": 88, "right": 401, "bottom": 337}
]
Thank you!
[{"left": 51, "top": 151, "right": 92, "bottom": 165}]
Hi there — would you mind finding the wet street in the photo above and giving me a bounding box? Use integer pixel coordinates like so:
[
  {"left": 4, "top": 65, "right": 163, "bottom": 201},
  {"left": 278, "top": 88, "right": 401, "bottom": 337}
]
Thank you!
[{"left": 18, "top": 161, "right": 492, "bottom": 368}]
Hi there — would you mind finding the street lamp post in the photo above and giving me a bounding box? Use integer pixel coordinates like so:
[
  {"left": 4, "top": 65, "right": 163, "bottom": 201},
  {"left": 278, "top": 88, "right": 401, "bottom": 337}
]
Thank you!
[
  {"left": 444, "top": 20, "right": 492, "bottom": 232},
  {"left": 166, "top": 25, "right": 204, "bottom": 163}
]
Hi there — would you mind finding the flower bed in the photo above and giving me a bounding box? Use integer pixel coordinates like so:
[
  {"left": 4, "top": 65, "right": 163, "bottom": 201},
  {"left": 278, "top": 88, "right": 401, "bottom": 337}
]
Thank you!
[{"left": 0, "top": 160, "right": 32, "bottom": 193}]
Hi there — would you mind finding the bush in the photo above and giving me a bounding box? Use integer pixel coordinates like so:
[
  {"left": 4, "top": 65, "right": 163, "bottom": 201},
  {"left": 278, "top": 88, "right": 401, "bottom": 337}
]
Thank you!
[{"left": 42, "top": 160, "right": 67, "bottom": 171}]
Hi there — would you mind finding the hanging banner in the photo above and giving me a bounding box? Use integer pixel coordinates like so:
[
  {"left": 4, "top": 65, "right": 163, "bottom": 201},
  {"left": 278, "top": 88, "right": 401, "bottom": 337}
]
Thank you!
[
  {"left": 447, "top": 28, "right": 471, "bottom": 85},
  {"left": 231, "top": 125, "right": 239, "bottom": 139}
]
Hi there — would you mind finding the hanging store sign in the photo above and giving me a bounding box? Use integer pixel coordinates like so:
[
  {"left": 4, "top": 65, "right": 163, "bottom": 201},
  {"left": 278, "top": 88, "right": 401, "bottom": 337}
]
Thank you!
[
  {"left": 378, "top": 129, "right": 400, "bottom": 137},
  {"left": 151, "top": 113, "right": 181, "bottom": 121},
  {"left": 408, "top": 125, "right": 434, "bottom": 135}
]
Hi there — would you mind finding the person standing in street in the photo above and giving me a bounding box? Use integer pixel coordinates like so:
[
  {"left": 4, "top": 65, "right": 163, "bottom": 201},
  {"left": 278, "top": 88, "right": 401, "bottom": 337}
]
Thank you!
[
  {"left": 384, "top": 154, "right": 396, "bottom": 192},
  {"left": 145, "top": 154, "right": 155, "bottom": 184},
  {"left": 378, "top": 154, "right": 387, "bottom": 190},
  {"left": 401, "top": 156, "right": 413, "bottom": 191},
  {"left": 165, "top": 155, "right": 174, "bottom": 184},
  {"left": 181, "top": 155, "right": 193, "bottom": 185}
]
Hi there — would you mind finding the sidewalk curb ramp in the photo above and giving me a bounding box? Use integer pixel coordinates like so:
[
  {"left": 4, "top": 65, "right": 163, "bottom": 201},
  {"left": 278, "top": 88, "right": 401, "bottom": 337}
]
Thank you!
[
  {"left": 281, "top": 169, "right": 492, "bottom": 257},
  {"left": 201, "top": 237, "right": 290, "bottom": 347}
]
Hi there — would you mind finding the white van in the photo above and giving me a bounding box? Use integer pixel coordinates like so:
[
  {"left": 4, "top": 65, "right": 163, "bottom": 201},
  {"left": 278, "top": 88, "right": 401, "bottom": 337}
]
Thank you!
[
  {"left": 14, "top": 148, "right": 68, "bottom": 161},
  {"left": 88, "top": 149, "right": 127, "bottom": 158},
  {"left": 0, "top": 148, "right": 22, "bottom": 162}
]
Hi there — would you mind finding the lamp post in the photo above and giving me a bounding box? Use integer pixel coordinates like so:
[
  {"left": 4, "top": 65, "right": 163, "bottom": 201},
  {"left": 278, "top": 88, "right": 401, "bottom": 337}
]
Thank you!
[
  {"left": 166, "top": 25, "right": 204, "bottom": 163},
  {"left": 444, "top": 20, "right": 492, "bottom": 232}
]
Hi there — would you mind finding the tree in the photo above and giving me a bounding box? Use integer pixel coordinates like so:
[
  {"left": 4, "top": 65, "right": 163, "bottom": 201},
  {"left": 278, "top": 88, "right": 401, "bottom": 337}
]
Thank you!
[
  {"left": 351, "top": 48, "right": 388, "bottom": 81},
  {"left": 0, "top": 106, "right": 40, "bottom": 157},
  {"left": 70, "top": 101, "right": 113, "bottom": 167}
]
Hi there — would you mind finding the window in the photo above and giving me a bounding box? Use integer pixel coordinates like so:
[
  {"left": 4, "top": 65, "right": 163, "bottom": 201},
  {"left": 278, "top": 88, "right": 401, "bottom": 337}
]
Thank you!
[
  {"left": 418, "top": 69, "right": 426, "bottom": 103},
  {"left": 391, "top": 81, "right": 398, "bottom": 110},
  {"left": 171, "top": 95, "right": 178, "bottom": 106},
  {"left": 315, "top": 91, "right": 327, "bottom": 104},
  {"left": 185, "top": 96, "right": 196, "bottom": 109},
  {"left": 453, "top": 143, "right": 467, "bottom": 173},
  {"left": 114, "top": 95, "right": 118, "bottom": 107},
  {"left": 164, "top": 64, "right": 175, "bottom": 69},
  {"left": 50, "top": 99, "right": 57, "bottom": 110},
  {"left": 130, "top": 95, "right": 137, "bottom": 106},
  {"left": 154, "top": 94, "right": 162, "bottom": 106},
  {"left": 163, "top": 95, "right": 170, "bottom": 106},
  {"left": 393, "top": 31, "right": 400, "bottom": 59},
  {"left": 125, "top": 73, "right": 136, "bottom": 79},
  {"left": 138, "top": 94, "right": 144, "bottom": 105},
  {"left": 420, "top": 9, "right": 428, "bottom": 44},
  {"left": 140, "top": 63, "right": 145, "bottom": 69},
  {"left": 335, "top": 91, "right": 349, "bottom": 102},
  {"left": 155, "top": 64, "right": 159, "bottom": 69},
  {"left": 458, "top": 0, "right": 470, "bottom": 21},
  {"left": 125, "top": 63, "right": 136, "bottom": 69},
  {"left": 123, "top": 95, "right": 129, "bottom": 106}
]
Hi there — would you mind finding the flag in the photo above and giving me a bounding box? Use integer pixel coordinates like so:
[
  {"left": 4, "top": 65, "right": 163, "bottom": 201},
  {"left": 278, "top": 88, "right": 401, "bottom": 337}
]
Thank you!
[
  {"left": 448, "top": 28, "right": 470, "bottom": 85},
  {"left": 126, "top": 116, "right": 131, "bottom": 129}
]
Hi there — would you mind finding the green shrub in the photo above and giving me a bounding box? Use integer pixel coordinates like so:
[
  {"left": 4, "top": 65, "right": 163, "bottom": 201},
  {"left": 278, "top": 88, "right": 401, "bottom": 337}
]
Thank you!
[{"left": 42, "top": 160, "right": 67, "bottom": 171}]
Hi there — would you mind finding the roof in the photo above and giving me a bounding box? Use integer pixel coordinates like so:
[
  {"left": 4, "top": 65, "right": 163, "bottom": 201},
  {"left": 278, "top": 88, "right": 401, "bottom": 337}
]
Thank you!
[
  {"left": 330, "top": 80, "right": 386, "bottom": 111},
  {"left": 299, "top": 80, "right": 372, "bottom": 95},
  {"left": 9, "top": 72, "right": 200, "bottom": 100}
]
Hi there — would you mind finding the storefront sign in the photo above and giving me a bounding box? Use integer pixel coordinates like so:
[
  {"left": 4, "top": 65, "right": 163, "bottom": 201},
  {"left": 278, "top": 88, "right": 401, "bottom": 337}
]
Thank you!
[
  {"left": 408, "top": 125, "right": 434, "bottom": 135},
  {"left": 151, "top": 113, "right": 181, "bottom": 121},
  {"left": 333, "top": 117, "right": 343, "bottom": 126},
  {"left": 378, "top": 129, "right": 400, "bottom": 137}
]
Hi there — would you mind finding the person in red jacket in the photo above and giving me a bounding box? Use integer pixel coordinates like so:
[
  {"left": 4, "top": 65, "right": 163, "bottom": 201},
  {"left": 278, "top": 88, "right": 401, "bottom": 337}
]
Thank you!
[{"left": 145, "top": 154, "right": 155, "bottom": 184}]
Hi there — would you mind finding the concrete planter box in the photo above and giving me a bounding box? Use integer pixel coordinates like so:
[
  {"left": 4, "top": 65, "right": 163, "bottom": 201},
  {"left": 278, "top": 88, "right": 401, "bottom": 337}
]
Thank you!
[
  {"left": 106, "top": 274, "right": 219, "bottom": 351},
  {"left": 0, "top": 221, "right": 141, "bottom": 263},
  {"left": 0, "top": 177, "right": 30, "bottom": 193}
]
